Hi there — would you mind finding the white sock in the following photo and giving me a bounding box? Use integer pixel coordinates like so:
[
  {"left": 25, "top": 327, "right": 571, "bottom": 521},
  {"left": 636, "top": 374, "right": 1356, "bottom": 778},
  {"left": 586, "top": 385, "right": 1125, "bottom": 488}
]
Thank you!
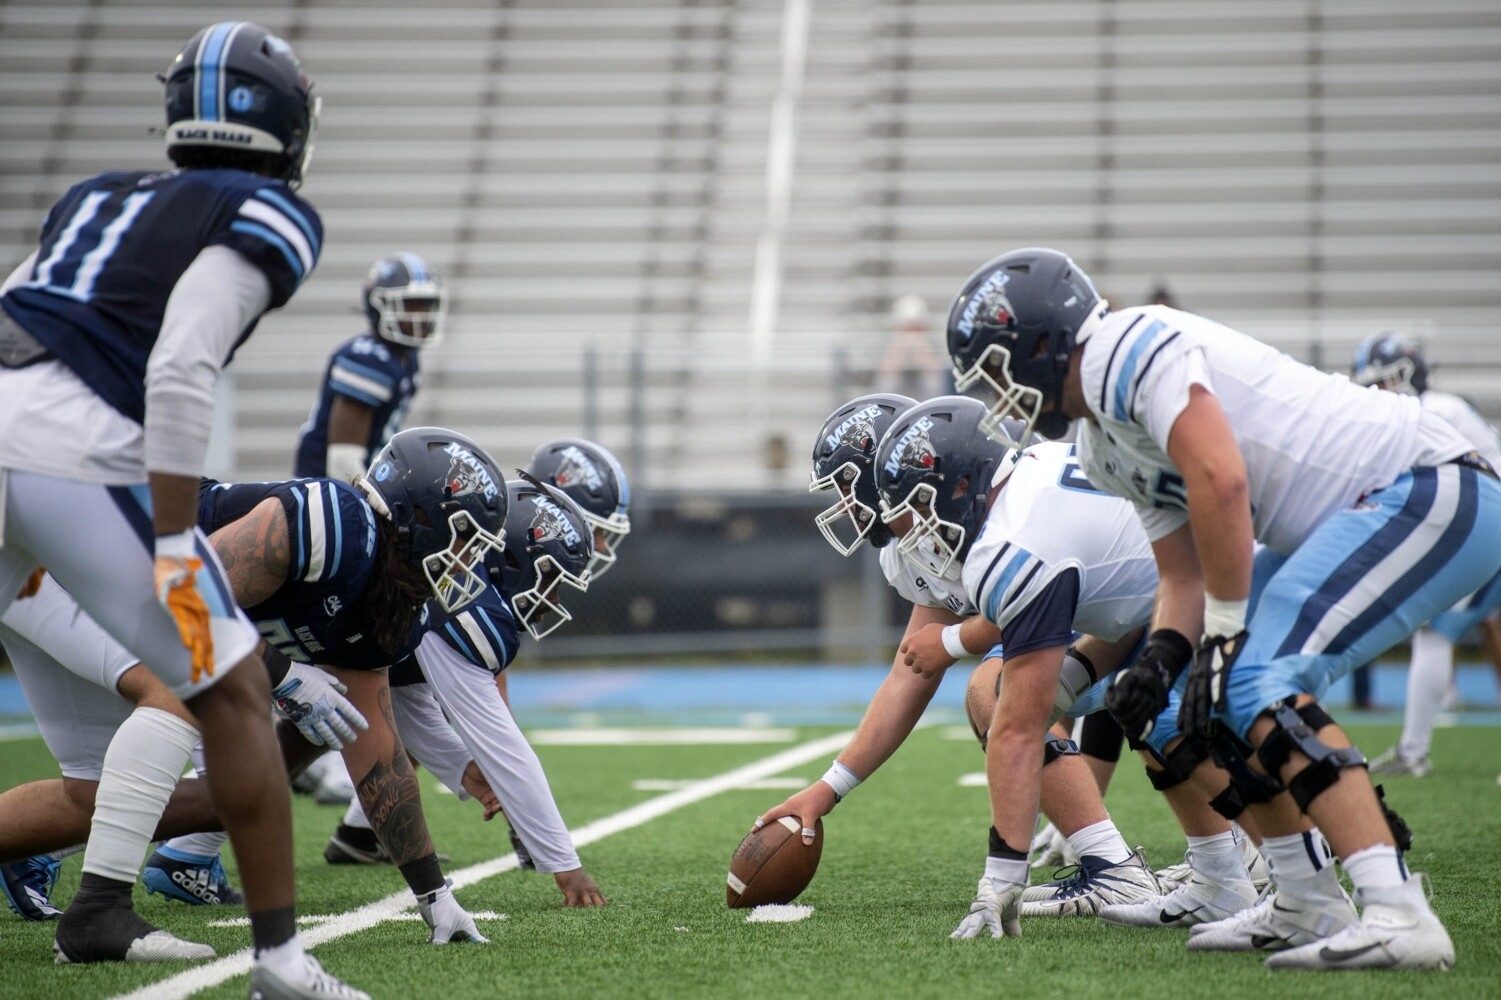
[
  {"left": 1066, "top": 818, "right": 1132, "bottom": 865},
  {"left": 342, "top": 797, "right": 371, "bottom": 830},
  {"left": 163, "top": 830, "right": 230, "bottom": 860},
  {"left": 1399, "top": 628, "right": 1452, "bottom": 758},
  {"left": 82, "top": 707, "right": 200, "bottom": 883},
  {"left": 1186, "top": 831, "right": 1249, "bottom": 884},
  {"left": 254, "top": 933, "right": 308, "bottom": 978},
  {"left": 1261, "top": 829, "right": 1335, "bottom": 886},
  {"left": 1343, "top": 844, "right": 1409, "bottom": 893}
]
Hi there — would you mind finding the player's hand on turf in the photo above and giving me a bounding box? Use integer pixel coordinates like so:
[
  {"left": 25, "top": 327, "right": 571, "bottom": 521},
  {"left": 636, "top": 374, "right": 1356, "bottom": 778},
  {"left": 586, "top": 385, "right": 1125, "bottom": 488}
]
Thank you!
[
  {"left": 756, "top": 783, "right": 836, "bottom": 845},
  {"left": 417, "top": 879, "right": 489, "bottom": 944},
  {"left": 900, "top": 622, "right": 955, "bottom": 678},
  {"left": 1104, "top": 629, "right": 1193, "bottom": 742},
  {"left": 554, "top": 867, "right": 607, "bottom": 907},
  {"left": 154, "top": 530, "right": 215, "bottom": 682},
  {"left": 271, "top": 662, "right": 369, "bottom": 749},
  {"left": 950, "top": 877, "right": 1023, "bottom": 939},
  {"left": 460, "top": 761, "right": 502, "bottom": 821},
  {"left": 1178, "top": 630, "right": 1247, "bottom": 736}
]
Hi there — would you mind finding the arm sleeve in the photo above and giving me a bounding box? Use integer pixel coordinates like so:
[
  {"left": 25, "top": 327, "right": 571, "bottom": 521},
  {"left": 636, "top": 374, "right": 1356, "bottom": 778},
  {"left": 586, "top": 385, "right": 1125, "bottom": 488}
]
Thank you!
[
  {"left": 390, "top": 682, "right": 474, "bottom": 799},
  {"left": 2, "top": 250, "right": 38, "bottom": 295},
  {"left": 414, "top": 631, "right": 581, "bottom": 872},
  {"left": 144, "top": 245, "right": 270, "bottom": 477}
]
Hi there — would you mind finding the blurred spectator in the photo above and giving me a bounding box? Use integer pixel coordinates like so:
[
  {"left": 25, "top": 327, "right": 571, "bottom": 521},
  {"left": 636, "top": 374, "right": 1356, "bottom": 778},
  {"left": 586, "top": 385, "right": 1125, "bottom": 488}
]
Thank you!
[{"left": 875, "top": 294, "right": 950, "bottom": 399}]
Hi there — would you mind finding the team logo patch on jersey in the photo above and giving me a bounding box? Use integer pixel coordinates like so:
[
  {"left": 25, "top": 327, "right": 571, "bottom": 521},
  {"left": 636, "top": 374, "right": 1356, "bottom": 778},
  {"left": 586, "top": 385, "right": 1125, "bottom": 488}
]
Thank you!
[
  {"left": 324, "top": 595, "right": 343, "bottom": 617},
  {"left": 825, "top": 404, "right": 883, "bottom": 455},
  {"left": 529, "top": 498, "right": 583, "bottom": 548},
  {"left": 957, "top": 270, "right": 1013, "bottom": 340},
  {"left": 441, "top": 443, "right": 500, "bottom": 501},
  {"left": 884, "top": 416, "right": 938, "bottom": 479},
  {"left": 555, "top": 447, "right": 604, "bottom": 493}
]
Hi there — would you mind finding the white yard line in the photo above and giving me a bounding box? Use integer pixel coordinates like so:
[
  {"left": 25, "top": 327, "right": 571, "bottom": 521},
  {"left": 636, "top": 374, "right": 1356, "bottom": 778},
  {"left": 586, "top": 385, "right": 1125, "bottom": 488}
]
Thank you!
[
  {"left": 529, "top": 727, "right": 798, "bottom": 746},
  {"left": 111, "top": 729, "right": 855, "bottom": 1000}
]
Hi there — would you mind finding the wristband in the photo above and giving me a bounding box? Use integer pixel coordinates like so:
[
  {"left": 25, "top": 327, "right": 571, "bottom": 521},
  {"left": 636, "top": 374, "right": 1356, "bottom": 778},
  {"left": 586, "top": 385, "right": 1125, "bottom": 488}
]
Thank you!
[
  {"left": 1203, "top": 595, "right": 1248, "bottom": 639},
  {"left": 820, "top": 761, "right": 861, "bottom": 804},
  {"left": 941, "top": 623, "right": 969, "bottom": 659},
  {"left": 154, "top": 528, "right": 197, "bottom": 560}
]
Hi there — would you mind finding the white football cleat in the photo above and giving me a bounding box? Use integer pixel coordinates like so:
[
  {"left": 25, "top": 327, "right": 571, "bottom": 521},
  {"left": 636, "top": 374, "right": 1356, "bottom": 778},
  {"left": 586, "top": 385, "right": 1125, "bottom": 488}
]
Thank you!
[
  {"left": 1020, "top": 849, "right": 1160, "bottom": 917},
  {"left": 54, "top": 928, "right": 215, "bottom": 964},
  {"left": 1264, "top": 876, "right": 1454, "bottom": 971},
  {"left": 1156, "top": 831, "right": 1268, "bottom": 894},
  {"left": 1187, "top": 879, "right": 1358, "bottom": 951},
  {"left": 249, "top": 954, "right": 371, "bottom": 1000},
  {"left": 1098, "top": 868, "right": 1255, "bottom": 928},
  {"left": 1369, "top": 746, "right": 1433, "bottom": 779}
]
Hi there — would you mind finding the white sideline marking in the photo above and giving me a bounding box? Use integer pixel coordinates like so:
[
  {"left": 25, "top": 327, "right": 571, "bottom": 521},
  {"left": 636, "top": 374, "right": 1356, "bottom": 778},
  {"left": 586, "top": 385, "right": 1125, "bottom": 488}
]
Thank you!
[
  {"left": 206, "top": 912, "right": 507, "bottom": 929},
  {"left": 111, "top": 729, "right": 856, "bottom": 1000},
  {"left": 746, "top": 904, "right": 814, "bottom": 923},
  {"left": 632, "top": 776, "right": 805, "bottom": 791},
  {"left": 958, "top": 772, "right": 987, "bottom": 787},
  {"left": 529, "top": 727, "right": 797, "bottom": 746},
  {"left": 0, "top": 722, "right": 40, "bottom": 742}
]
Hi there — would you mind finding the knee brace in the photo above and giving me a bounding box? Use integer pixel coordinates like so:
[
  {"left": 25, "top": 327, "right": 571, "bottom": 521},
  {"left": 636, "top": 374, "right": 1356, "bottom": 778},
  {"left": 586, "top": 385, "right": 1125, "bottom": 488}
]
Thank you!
[
  {"left": 1043, "top": 734, "right": 1080, "bottom": 766},
  {"left": 1078, "top": 710, "right": 1125, "bottom": 763},
  {"left": 1145, "top": 736, "right": 1211, "bottom": 792},
  {"left": 1206, "top": 731, "right": 1285, "bottom": 820},
  {"left": 1255, "top": 700, "right": 1367, "bottom": 812}
]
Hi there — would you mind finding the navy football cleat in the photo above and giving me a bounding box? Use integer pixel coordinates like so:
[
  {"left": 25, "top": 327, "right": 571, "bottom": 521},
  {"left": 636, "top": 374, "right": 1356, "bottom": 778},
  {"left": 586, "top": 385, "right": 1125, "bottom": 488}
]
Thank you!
[
  {"left": 1, "top": 854, "right": 62, "bottom": 920},
  {"left": 142, "top": 847, "right": 244, "bottom": 906}
]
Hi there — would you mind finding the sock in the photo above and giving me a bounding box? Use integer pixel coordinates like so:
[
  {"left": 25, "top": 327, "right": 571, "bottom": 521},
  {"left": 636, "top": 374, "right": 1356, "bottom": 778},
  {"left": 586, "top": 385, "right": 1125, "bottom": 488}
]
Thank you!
[
  {"left": 343, "top": 797, "right": 371, "bottom": 830},
  {"left": 82, "top": 707, "right": 200, "bottom": 883},
  {"left": 1399, "top": 628, "right": 1452, "bottom": 758},
  {"left": 984, "top": 854, "right": 1029, "bottom": 886},
  {"left": 1065, "top": 819, "right": 1132, "bottom": 865},
  {"left": 1262, "top": 829, "right": 1336, "bottom": 886},
  {"left": 253, "top": 928, "right": 307, "bottom": 978},
  {"left": 1343, "top": 843, "right": 1409, "bottom": 893},
  {"left": 162, "top": 831, "right": 230, "bottom": 860},
  {"left": 1186, "top": 831, "right": 1249, "bottom": 883}
]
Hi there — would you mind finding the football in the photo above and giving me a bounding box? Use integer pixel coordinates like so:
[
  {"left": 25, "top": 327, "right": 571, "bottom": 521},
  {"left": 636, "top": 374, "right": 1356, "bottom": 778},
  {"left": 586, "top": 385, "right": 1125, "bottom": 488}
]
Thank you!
[{"left": 726, "top": 815, "right": 824, "bottom": 908}]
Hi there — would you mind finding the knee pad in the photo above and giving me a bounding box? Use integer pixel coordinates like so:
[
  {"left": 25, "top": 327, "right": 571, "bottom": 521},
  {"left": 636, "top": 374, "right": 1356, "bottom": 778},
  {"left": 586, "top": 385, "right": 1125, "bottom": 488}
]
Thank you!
[
  {"left": 1145, "top": 736, "right": 1211, "bottom": 791},
  {"left": 1078, "top": 711, "right": 1124, "bottom": 763},
  {"left": 1043, "top": 734, "right": 1080, "bottom": 767},
  {"left": 1206, "top": 731, "right": 1284, "bottom": 820},
  {"left": 1255, "top": 700, "right": 1366, "bottom": 813}
]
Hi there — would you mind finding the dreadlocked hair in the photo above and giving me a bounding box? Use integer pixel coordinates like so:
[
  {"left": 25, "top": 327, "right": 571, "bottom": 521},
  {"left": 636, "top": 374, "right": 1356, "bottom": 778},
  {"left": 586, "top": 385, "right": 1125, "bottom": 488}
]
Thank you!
[{"left": 365, "top": 512, "right": 431, "bottom": 655}]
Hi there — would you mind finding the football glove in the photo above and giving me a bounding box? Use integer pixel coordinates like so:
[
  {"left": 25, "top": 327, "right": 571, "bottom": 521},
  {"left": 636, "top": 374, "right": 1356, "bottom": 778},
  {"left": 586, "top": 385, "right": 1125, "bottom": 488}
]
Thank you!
[
  {"left": 1105, "top": 629, "right": 1193, "bottom": 742},
  {"left": 1179, "top": 630, "right": 1248, "bottom": 736},
  {"left": 154, "top": 530, "right": 213, "bottom": 682},
  {"left": 272, "top": 663, "right": 369, "bottom": 750},
  {"left": 950, "top": 877, "right": 1023, "bottom": 939},
  {"left": 417, "top": 879, "right": 488, "bottom": 944}
]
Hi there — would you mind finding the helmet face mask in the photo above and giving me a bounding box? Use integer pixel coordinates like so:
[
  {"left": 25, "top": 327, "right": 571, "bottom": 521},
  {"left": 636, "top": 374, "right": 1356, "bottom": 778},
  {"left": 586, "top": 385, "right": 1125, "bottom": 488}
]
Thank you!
[
  {"left": 809, "top": 393, "right": 918, "bottom": 556},
  {"left": 496, "top": 475, "right": 595, "bottom": 639},
  {"left": 422, "top": 508, "right": 504, "bottom": 612},
  {"left": 1352, "top": 334, "right": 1426, "bottom": 396},
  {"left": 952, "top": 342, "right": 1050, "bottom": 447},
  {"left": 579, "top": 508, "right": 630, "bottom": 577},
  {"left": 881, "top": 481, "right": 968, "bottom": 578},
  {"left": 810, "top": 460, "right": 884, "bottom": 556},
  {"left": 509, "top": 553, "right": 591, "bottom": 639},
  {"left": 364, "top": 255, "right": 446, "bottom": 349}
]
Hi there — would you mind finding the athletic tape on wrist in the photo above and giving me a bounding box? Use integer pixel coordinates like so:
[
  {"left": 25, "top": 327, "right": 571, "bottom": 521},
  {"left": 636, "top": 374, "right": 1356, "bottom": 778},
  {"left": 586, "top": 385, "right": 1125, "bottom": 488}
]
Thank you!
[
  {"left": 820, "top": 761, "right": 860, "bottom": 804},
  {"left": 1203, "top": 595, "right": 1248, "bottom": 639},
  {"left": 941, "top": 624, "right": 969, "bottom": 659}
]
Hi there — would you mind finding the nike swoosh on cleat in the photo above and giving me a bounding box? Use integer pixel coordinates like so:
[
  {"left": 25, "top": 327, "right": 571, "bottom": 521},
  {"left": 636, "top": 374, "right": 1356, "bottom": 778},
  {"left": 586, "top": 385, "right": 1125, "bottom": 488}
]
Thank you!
[
  {"left": 1159, "top": 906, "right": 1202, "bottom": 924},
  {"left": 1318, "top": 942, "right": 1383, "bottom": 962}
]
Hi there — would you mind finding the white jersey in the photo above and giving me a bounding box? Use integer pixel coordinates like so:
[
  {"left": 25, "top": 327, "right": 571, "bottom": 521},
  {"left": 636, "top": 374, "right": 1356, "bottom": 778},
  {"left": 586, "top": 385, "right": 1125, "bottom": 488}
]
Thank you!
[
  {"left": 1422, "top": 390, "right": 1501, "bottom": 471},
  {"left": 879, "top": 541, "right": 975, "bottom": 616},
  {"left": 962, "top": 443, "right": 1159, "bottom": 655},
  {"left": 1076, "top": 305, "right": 1471, "bottom": 554}
]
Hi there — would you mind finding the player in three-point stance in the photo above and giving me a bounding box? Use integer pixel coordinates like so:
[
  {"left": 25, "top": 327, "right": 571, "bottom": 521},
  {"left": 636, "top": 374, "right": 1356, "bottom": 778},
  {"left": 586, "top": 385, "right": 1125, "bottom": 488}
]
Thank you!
[
  {"left": 948, "top": 246, "right": 1500, "bottom": 969},
  {"left": 0, "top": 20, "right": 368, "bottom": 996}
]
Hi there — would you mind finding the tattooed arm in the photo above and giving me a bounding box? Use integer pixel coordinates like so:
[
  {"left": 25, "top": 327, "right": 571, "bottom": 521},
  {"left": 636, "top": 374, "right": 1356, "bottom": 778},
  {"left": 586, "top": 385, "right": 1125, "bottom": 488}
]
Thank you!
[
  {"left": 337, "top": 669, "right": 437, "bottom": 868},
  {"left": 207, "top": 497, "right": 292, "bottom": 608}
]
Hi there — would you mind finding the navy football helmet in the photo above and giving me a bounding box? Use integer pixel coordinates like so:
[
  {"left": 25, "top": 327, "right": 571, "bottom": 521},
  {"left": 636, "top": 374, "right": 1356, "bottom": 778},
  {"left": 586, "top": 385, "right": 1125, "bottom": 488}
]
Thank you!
[
  {"left": 359, "top": 427, "right": 508, "bottom": 612},
  {"left": 1352, "top": 332, "right": 1428, "bottom": 395},
  {"left": 874, "top": 396, "right": 1017, "bottom": 578},
  {"left": 163, "top": 22, "right": 319, "bottom": 188},
  {"left": 524, "top": 438, "right": 630, "bottom": 578},
  {"left": 947, "top": 247, "right": 1109, "bottom": 443},
  {"left": 809, "top": 393, "right": 918, "bottom": 555},
  {"left": 491, "top": 473, "right": 594, "bottom": 639},
  {"left": 364, "top": 253, "right": 447, "bottom": 349}
]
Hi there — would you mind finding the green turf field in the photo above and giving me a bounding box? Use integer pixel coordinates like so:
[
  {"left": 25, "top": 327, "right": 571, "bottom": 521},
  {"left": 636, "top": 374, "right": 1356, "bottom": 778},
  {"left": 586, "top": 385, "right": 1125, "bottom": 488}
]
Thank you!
[{"left": 0, "top": 721, "right": 1497, "bottom": 1000}]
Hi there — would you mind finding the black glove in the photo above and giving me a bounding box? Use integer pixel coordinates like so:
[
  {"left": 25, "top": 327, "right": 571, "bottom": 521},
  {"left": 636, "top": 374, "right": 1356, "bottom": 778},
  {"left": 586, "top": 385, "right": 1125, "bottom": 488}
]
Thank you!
[
  {"left": 1106, "top": 629, "right": 1194, "bottom": 742},
  {"left": 1178, "top": 630, "right": 1248, "bottom": 736}
]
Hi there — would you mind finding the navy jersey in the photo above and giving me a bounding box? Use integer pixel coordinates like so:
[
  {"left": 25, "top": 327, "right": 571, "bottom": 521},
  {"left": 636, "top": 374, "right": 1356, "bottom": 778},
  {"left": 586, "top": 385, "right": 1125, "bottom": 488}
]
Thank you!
[
  {"left": 390, "top": 585, "right": 519, "bottom": 688},
  {"left": 198, "top": 477, "right": 424, "bottom": 669},
  {"left": 1, "top": 168, "right": 321, "bottom": 423},
  {"left": 293, "top": 333, "right": 420, "bottom": 477}
]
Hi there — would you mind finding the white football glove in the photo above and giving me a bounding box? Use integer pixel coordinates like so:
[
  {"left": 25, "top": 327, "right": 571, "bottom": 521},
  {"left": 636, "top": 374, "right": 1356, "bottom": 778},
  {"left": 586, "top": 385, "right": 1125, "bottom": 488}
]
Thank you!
[
  {"left": 1028, "top": 822, "right": 1076, "bottom": 870},
  {"left": 417, "top": 879, "right": 489, "bottom": 944},
  {"left": 950, "top": 877, "right": 1023, "bottom": 939},
  {"left": 271, "top": 662, "right": 369, "bottom": 750}
]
